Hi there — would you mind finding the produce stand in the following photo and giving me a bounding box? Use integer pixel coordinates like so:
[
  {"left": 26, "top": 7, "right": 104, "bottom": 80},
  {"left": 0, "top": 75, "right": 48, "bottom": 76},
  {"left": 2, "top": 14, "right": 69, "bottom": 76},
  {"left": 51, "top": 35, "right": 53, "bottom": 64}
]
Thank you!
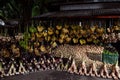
[
  {"left": 1, "top": 0, "right": 120, "bottom": 80},
  {"left": 32, "top": 0, "right": 120, "bottom": 64}
]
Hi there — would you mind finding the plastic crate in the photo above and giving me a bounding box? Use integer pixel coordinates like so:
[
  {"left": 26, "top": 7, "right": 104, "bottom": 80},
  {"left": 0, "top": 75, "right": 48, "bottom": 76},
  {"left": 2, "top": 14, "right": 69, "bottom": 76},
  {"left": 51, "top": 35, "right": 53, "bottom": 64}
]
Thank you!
[{"left": 102, "top": 53, "right": 119, "bottom": 64}]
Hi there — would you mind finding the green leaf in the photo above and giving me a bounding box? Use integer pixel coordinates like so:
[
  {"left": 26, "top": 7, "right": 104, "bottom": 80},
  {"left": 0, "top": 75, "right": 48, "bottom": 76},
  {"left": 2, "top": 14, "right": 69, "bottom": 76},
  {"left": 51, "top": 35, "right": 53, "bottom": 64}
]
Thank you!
[
  {"left": 32, "top": 5, "right": 40, "bottom": 17},
  {"left": 23, "top": 32, "right": 31, "bottom": 39}
]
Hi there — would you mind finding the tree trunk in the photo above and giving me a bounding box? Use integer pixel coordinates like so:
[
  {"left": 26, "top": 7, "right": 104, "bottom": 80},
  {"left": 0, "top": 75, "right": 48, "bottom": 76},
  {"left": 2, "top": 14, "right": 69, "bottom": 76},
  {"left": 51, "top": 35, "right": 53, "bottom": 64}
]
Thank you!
[{"left": 20, "top": 0, "right": 33, "bottom": 32}]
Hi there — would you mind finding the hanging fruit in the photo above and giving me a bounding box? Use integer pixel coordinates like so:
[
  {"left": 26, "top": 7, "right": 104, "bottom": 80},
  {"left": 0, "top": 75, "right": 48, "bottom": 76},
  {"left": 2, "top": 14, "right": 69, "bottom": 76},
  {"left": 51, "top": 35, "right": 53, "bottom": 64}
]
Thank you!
[
  {"left": 59, "top": 38, "right": 64, "bottom": 44},
  {"left": 36, "top": 32, "right": 43, "bottom": 38},
  {"left": 29, "top": 26, "right": 37, "bottom": 33},
  {"left": 51, "top": 41, "right": 57, "bottom": 48},
  {"left": 56, "top": 25, "right": 62, "bottom": 30},
  {"left": 43, "top": 30, "right": 47, "bottom": 37},
  {"left": 51, "top": 36, "right": 57, "bottom": 41},
  {"left": 34, "top": 48, "right": 40, "bottom": 56},
  {"left": 87, "top": 38, "right": 92, "bottom": 43},
  {"left": 48, "top": 27, "right": 54, "bottom": 35},
  {"left": 37, "top": 26, "right": 44, "bottom": 32},
  {"left": 60, "top": 34, "right": 66, "bottom": 39},
  {"left": 23, "top": 32, "right": 31, "bottom": 40},
  {"left": 55, "top": 30, "right": 59, "bottom": 35},
  {"left": 96, "top": 27, "right": 104, "bottom": 34},
  {"left": 40, "top": 45, "right": 47, "bottom": 53},
  {"left": 62, "top": 28, "right": 69, "bottom": 33},
  {"left": 65, "top": 37, "right": 71, "bottom": 43},
  {"left": 19, "top": 40, "right": 28, "bottom": 49},
  {"left": 79, "top": 39, "right": 86, "bottom": 45},
  {"left": 90, "top": 26, "right": 96, "bottom": 33},
  {"left": 73, "top": 38, "right": 78, "bottom": 44}
]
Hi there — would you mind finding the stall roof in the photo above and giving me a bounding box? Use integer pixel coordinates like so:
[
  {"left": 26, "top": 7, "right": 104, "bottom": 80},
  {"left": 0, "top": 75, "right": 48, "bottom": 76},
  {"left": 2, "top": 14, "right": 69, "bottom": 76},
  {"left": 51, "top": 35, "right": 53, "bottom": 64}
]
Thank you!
[
  {"left": 33, "top": 9, "right": 120, "bottom": 20},
  {"left": 32, "top": 1, "right": 120, "bottom": 20}
]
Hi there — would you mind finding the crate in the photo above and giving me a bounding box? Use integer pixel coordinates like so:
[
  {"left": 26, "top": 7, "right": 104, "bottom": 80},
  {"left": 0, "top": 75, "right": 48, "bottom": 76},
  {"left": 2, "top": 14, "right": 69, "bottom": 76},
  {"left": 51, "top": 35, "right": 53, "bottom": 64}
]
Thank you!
[{"left": 102, "top": 53, "right": 119, "bottom": 64}]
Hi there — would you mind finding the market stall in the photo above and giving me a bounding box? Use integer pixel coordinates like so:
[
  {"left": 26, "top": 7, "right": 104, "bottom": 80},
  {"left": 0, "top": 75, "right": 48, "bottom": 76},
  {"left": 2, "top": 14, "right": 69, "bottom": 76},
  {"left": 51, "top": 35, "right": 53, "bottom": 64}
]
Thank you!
[{"left": 0, "top": 0, "right": 120, "bottom": 80}]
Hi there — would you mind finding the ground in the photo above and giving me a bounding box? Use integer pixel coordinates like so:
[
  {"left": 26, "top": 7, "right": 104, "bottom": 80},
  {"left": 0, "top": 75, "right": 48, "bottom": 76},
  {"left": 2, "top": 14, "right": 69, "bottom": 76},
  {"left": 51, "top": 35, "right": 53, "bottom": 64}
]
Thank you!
[{"left": 1, "top": 70, "right": 113, "bottom": 80}]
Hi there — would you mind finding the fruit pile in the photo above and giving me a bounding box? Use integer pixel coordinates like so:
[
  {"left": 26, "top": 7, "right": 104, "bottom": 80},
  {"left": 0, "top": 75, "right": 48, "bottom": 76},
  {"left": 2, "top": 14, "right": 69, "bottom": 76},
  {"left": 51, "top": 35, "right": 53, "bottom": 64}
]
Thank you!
[
  {"left": 0, "top": 43, "right": 21, "bottom": 58},
  {"left": 0, "top": 33, "right": 23, "bottom": 42},
  {"left": 0, "top": 23, "right": 120, "bottom": 58},
  {"left": 20, "top": 24, "right": 104, "bottom": 54},
  {"left": 43, "top": 25, "right": 104, "bottom": 45},
  {"left": 24, "top": 24, "right": 120, "bottom": 50},
  {"left": 102, "top": 26, "right": 120, "bottom": 43}
]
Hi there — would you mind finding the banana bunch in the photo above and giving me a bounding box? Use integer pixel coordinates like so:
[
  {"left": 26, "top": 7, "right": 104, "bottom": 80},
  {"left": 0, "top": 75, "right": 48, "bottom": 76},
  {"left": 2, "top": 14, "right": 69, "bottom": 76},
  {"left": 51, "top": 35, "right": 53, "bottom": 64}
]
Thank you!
[
  {"left": 48, "top": 27, "right": 54, "bottom": 35},
  {"left": 79, "top": 39, "right": 86, "bottom": 45},
  {"left": 37, "top": 26, "right": 44, "bottom": 32},
  {"left": 90, "top": 26, "right": 96, "bottom": 33},
  {"left": 73, "top": 38, "right": 78, "bottom": 44},
  {"left": 113, "top": 26, "right": 120, "bottom": 32},
  {"left": 24, "top": 24, "right": 120, "bottom": 54},
  {"left": 56, "top": 25, "right": 62, "bottom": 30}
]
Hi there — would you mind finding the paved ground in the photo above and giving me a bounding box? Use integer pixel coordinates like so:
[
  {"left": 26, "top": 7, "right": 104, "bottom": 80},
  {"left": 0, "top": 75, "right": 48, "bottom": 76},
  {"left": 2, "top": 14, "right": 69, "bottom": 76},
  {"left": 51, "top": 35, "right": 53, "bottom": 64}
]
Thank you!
[{"left": 1, "top": 70, "right": 114, "bottom": 80}]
